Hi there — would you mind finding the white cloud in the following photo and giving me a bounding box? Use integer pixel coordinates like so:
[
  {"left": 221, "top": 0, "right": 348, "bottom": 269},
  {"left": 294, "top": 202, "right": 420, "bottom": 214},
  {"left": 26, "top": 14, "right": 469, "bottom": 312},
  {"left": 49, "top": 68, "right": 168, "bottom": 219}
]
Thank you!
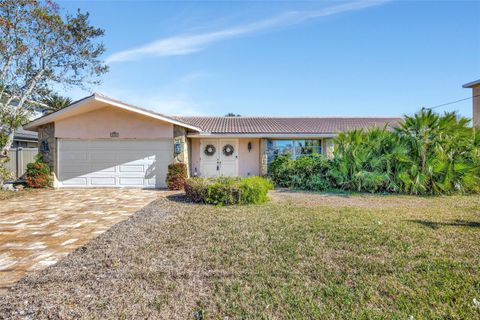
[
  {"left": 106, "top": 0, "right": 390, "bottom": 63},
  {"left": 96, "top": 73, "right": 208, "bottom": 115}
]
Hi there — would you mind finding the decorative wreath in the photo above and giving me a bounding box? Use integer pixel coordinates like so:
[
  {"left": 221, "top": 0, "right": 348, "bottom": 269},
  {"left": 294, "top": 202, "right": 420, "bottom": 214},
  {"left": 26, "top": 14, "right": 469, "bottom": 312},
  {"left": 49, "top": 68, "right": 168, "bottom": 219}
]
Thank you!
[
  {"left": 223, "top": 144, "right": 235, "bottom": 156},
  {"left": 204, "top": 144, "right": 216, "bottom": 156}
]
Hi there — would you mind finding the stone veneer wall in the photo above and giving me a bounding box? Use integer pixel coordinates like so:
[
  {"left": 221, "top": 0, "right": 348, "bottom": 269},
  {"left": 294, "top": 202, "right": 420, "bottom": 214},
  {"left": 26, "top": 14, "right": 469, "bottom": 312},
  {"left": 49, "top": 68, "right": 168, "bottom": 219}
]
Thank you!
[
  {"left": 173, "top": 125, "right": 189, "bottom": 176},
  {"left": 37, "top": 123, "right": 57, "bottom": 184},
  {"left": 260, "top": 139, "right": 268, "bottom": 176},
  {"left": 323, "top": 138, "right": 335, "bottom": 159}
]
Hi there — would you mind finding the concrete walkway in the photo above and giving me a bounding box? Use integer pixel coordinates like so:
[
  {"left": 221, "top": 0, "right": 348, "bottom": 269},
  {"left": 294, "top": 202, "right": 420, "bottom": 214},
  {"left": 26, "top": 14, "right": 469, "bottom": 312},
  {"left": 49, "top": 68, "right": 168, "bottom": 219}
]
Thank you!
[{"left": 0, "top": 189, "right": 160, "bottom": 289}]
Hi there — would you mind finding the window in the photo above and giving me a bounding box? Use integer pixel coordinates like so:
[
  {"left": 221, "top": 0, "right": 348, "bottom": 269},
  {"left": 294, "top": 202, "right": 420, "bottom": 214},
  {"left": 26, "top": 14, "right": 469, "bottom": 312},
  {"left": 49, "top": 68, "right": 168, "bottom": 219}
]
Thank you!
[
  {"left": 295, "top": 140, "right": 322, "bottom": 156},
  {"left": 267, "top": 139, "right": 322, "bottom": 167}
]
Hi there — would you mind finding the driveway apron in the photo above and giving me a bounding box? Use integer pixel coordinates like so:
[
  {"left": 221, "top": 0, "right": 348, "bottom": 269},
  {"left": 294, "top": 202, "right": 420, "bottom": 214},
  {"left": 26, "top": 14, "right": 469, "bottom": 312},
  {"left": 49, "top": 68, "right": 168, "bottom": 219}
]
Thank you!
[{"left": 0, "top": 189, "right": 159, "bottom": 289}]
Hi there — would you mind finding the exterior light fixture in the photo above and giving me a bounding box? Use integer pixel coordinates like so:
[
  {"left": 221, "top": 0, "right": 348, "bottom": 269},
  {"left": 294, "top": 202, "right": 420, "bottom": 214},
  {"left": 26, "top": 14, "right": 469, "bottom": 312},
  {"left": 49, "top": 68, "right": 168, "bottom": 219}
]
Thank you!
[
  {"left": 247, "top": 141, "right": 252, "bottom": 152},
  {"left": 40, "top": 140, "right": 49, "bottom": 152}
]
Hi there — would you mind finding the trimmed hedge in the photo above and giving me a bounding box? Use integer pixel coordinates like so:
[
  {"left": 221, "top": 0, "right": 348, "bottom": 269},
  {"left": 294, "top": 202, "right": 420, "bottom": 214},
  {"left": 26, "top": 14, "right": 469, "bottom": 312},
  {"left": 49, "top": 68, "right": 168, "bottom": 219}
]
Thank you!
[
  {"left": 166, "top": 163, "right": 188, "bottom": 190},
  {"left": 24, "top": 155, "right": 52, "bottom": 188},
  {"left": 184, "top": 176, "right": 274, "bottom": 205}
]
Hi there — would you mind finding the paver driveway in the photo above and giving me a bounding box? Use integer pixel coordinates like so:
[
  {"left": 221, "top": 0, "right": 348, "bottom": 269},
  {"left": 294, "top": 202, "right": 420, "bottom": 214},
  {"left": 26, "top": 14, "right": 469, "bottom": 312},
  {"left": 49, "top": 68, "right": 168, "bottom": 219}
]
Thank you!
[{"left": 0, "top": 189, "right": 160, "bottom": 289}]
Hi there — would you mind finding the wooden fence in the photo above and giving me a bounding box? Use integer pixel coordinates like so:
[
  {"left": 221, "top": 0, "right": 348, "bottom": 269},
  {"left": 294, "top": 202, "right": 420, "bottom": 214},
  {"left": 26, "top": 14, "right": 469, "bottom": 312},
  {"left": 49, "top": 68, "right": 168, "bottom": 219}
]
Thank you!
[{"left": 4, "top": 148, "right": 38, "bottom": 178}]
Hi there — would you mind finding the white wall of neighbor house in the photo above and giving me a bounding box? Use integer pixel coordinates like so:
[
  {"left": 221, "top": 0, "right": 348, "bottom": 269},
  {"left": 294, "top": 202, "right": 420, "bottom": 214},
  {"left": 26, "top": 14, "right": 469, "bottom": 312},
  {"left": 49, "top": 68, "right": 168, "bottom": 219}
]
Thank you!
[
  {"left": 54, "top": 106, "right": 173, "bottom": 139},
  {"left": 189, "top": 138, "right": 260, "bottom": 177},
  {"left": 473, "top": 86, "right": 480, "bottom": 127}
]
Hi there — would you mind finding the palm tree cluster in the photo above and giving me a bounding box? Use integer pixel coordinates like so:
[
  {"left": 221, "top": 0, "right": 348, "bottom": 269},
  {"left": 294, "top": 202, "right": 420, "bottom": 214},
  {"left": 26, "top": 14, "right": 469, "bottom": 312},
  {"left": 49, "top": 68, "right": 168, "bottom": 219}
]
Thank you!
[
  {"left": 41, "top": 94, "right": 73, "bottom": 114},
  {"left": 270, "top": 109, "right": 480, "bottom": 195}
]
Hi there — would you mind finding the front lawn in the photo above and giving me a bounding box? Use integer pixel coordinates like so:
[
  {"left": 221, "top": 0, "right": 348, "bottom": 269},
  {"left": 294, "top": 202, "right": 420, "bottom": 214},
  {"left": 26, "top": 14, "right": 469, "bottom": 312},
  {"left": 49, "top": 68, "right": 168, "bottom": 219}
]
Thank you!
[{"left": 1, "top": 191, "right": 479, "bottom": 319}]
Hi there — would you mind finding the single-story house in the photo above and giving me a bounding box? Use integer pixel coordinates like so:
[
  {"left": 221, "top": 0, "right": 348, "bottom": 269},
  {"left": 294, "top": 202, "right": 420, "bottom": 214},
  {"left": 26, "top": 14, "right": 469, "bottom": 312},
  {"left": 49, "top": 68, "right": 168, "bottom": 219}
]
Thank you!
[
  {"left": 13, "top": 127, "right": 38, "bottom": 149},
  {"left": 25, "top": 81, "right": 479, "bottom": 189}
]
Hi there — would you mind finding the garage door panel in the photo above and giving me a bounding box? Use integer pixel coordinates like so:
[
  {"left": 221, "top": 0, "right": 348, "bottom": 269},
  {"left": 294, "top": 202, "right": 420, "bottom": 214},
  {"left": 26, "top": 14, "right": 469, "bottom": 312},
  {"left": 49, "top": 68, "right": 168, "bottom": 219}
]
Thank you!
[
  {"left": 118, "top": 164, "right": 145, "bottom": 173},
  {"left": 62, "top": 177, "right": 88, "bottom": 186},
  {"left": 90, "top": 166, "right": 116, "bottom": 173},
  {"left": 61, "top": 140, "right": 87, "bottom": 151},
  {"left": 58, "top": 139, "right": 171, "bottom": 188},
  {"left": 90, "top": 151, "right": 118, "bottom": 161},
  {"left": 60, "top": 152, "right": 88, "bottom": 161},
  {"left": 117, "top": 151, "right": 155, "bottom": 161},
  {"left": 90, "top": 177, "right": 116, "bottom": 186},
  {"left": 60, "top": 164, "right": 90, "bottom": 174},
  {"left": 119, "top": 177, "right": 145, "bottom": 186},
  {"left": 89, "top": 140, "right": 119, "bottom": 149}
]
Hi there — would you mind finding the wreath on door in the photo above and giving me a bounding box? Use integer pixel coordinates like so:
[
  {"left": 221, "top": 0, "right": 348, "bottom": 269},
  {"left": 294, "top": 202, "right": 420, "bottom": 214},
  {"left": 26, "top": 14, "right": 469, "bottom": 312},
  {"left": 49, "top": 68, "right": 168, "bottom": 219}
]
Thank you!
[
  {"left": 223, "top": 144, "right": 235, "bottom": 156},
  {"left": 204, "top": 144, "right": 216, "bottom": 156}
]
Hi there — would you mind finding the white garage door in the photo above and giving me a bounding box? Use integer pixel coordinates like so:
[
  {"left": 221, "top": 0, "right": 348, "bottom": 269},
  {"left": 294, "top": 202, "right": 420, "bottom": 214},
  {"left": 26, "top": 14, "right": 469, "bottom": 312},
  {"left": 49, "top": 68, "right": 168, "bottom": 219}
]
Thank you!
[{"left": 58, "top": 139, "right": 172, "bottom": 188}]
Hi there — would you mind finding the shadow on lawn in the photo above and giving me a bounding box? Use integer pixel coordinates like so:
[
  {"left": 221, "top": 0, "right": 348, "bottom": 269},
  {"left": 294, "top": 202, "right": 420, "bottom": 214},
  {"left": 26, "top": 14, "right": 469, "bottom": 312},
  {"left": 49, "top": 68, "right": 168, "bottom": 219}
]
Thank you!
[
  {"left": 409, "top": 219, "right": 480, "bottom": 229},
  {"left": 166, "top": 193, "right": 195, "bottom": 204}
]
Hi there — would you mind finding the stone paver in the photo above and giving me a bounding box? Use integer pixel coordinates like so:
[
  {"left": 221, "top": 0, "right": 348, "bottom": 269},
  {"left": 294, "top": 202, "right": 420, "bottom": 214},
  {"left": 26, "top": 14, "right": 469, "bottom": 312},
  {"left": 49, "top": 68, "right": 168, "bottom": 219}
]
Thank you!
[{"left": 0, "top": 189, "right": 160, "bottom": 289}]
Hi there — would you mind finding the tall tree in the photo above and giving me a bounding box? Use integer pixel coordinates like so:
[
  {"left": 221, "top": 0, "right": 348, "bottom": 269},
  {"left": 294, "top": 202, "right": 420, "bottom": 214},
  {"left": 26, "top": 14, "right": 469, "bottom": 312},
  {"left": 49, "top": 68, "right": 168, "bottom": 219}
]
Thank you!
[
  {"left": 41, "top": 93, "right": 73, "bottom": 114},
  {"left": 0, "top": 0, "right": 108, "bottom": 157}
]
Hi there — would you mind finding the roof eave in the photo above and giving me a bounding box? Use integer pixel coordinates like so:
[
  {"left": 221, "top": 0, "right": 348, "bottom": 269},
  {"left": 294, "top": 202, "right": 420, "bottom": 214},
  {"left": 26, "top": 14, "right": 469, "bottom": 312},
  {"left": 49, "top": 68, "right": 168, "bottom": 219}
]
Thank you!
[
  {"left": 462, "top": 79, "right": 480, "bottom": 88},
  {"left": 187, "top": 133, "right": 338, "bottom": 138},
  {"left": 24, "top": 93, "right": 202, "bottom": 132}
]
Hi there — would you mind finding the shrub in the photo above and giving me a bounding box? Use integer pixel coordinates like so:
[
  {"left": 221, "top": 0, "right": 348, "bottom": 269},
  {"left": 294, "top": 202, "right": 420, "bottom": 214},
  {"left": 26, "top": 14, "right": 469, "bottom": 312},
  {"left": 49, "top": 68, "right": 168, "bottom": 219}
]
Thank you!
[
  {"left": 268, "top": 109, "right": 480, "bottom": 195},
  {"left": 166, "top": 163, "right": 188, "bottom": 190},
  {"left": 269, "top": 154, "right": 332, "bottom": 191},
  {"left": 0, "top": 165, "right": 14, "bottom": 185},
  {"left": 268, "top": 155, "right": 294, "bottom": 187},
  {"left": 184, "top": 176, "right": 274, "bottom": 205},
  {"left": 25, "top": 155, "right": 52, "bottom": 188}
]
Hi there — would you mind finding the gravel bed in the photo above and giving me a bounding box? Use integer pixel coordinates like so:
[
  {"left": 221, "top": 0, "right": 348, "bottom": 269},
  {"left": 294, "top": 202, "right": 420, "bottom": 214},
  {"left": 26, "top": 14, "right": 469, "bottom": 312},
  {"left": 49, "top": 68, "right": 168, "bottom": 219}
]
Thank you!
[{"left": 0, "top": 196, "right": 184, "bottom": 319}]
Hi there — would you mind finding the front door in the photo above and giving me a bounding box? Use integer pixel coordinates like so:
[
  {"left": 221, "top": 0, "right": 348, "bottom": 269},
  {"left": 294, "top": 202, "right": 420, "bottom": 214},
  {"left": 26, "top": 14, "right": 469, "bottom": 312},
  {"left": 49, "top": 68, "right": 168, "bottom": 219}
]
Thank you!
[{"left": 200, "top": 139, "right": 238, "bottom": 177}]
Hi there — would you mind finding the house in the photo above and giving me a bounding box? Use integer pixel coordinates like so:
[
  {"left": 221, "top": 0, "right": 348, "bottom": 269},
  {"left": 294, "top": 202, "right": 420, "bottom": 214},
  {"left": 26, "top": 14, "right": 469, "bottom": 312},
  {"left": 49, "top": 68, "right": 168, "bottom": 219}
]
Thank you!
[
  {"left": 13, "top": 127, "right": 38, "bottom": 149},
  {"left": 3, "top": 128, "right": 39, "bottom": 178},
  {"left": 463, "top": 79, "right": 480, "bottom": 127},
  {"left": 26, "top": 86, "right": 479, "bottom": 189}
]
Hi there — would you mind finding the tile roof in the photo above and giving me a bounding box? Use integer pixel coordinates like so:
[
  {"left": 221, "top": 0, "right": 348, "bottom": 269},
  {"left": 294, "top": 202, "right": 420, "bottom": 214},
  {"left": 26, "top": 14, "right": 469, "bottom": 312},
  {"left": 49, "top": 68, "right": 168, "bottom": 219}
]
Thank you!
[
  {"left": 14, "top": 127, "right": 38, "bottom": 141},
  {"left": 173, "top": 116, "right": 402, "bottom": 134}
]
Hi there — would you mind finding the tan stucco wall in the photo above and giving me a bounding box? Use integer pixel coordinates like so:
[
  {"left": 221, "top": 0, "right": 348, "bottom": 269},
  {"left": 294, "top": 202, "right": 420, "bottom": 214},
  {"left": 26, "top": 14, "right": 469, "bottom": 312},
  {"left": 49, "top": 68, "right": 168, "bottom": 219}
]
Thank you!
[
  {"left": 54, "top": 106, "right": 173, "bottom": 139},
  {"left": 190, "top": 139, "right": 201, "bottom": 176},
  {"left": 473, "top": 86, "right": 480, "bottom": 127},
  {"left": 238, "top": 138, "right": 260, "bottom": 177},
  {"left": 190, "top": 138, "right": 260, "bottom": 177}
]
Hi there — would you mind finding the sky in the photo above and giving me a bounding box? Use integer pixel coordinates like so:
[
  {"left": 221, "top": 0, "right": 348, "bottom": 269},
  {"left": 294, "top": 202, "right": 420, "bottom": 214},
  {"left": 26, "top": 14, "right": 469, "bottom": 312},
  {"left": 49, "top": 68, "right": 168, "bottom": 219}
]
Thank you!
[{"left": 58, "top": 0, "right": 480, "bottom": 118}]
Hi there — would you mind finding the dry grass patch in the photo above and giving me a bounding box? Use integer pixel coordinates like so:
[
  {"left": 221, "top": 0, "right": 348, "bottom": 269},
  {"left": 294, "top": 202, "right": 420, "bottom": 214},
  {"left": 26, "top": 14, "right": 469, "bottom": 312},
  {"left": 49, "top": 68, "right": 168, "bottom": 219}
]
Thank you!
[{"left": 0, "top": 188, "right": 38, "bottom": 201}]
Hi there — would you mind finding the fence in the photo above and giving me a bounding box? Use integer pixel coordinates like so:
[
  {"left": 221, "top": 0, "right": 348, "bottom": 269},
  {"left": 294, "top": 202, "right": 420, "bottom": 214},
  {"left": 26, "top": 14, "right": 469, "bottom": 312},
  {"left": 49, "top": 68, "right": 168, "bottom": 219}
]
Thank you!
[{"left": 4, "top": 148, "right": 38, "bottom": 178}]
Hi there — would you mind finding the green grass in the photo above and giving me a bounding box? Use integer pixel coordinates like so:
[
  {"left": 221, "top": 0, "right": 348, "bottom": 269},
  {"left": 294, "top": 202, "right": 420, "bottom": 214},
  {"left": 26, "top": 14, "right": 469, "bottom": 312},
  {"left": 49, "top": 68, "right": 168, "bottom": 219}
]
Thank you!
[{"left": 128, "top": 192, "right": 480, "bottom": 319}]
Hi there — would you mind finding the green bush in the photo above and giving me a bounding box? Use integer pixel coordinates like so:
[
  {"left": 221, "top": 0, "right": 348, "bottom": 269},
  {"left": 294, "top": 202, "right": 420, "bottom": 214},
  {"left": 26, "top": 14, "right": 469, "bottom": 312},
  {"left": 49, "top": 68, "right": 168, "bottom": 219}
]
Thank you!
[
  {"left": 184, "top": 176, "right": 274, "bottom": 205},
  {"left": 268, "top": 154, "right": 294, "bottom": 187},
  {"left": 268, "top": 109, "right": 480, "bottom": 195},
  {"left": 269, "top": 154, "right": 332, "bottom": 191},
  {"left": 166, "top": 163, "right": 188, "bottom": 190},
  {"left": 25, "top": 155, "right": 52, "bottom": 188},
  {"left": 0, "top": 165, "right": 14, "bottom": 184}
]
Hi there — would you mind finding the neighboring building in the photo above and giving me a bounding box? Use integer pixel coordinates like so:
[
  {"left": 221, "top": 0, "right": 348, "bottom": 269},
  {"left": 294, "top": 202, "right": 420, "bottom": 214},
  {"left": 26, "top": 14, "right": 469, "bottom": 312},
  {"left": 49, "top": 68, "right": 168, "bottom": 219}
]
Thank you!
[
  {"left": 463, "top": 79, "right": 480, "bottom": 127},
  {"left": 4, "top": 128, "right": 39, "bottom": 178},
  {"left": 13, "top": 127, "right": 38, "bottom": 148},
  {"left": 24, "top": 93, "right": 401, "bottom": 188}
]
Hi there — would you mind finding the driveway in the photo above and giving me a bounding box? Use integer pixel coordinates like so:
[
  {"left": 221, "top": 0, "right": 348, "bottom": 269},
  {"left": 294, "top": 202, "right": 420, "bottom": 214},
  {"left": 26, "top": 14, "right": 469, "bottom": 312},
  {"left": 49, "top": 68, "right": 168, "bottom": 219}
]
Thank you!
[{"left": 0, "top": 189, "right": 160, "bottom": 289}]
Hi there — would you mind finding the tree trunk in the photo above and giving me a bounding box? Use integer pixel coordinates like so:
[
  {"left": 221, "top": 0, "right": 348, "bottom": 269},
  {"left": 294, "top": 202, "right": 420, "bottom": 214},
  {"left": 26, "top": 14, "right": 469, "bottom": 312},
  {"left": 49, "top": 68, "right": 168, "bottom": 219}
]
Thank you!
[{"left": 421, "top": 145, "right": 426, "bottom": 174}]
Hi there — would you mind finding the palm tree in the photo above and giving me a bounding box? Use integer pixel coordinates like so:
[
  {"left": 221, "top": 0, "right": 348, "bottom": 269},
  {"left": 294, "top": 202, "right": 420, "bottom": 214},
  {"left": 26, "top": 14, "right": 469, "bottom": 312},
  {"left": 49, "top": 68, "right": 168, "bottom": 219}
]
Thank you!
[{"left": 42, "top": 94, "right": 72, "bottom": 114}]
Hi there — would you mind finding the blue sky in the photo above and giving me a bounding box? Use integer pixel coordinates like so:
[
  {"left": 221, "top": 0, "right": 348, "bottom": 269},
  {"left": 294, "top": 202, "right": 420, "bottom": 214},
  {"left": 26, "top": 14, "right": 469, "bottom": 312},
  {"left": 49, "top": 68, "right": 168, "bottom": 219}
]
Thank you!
[{"left": 59, "top": 0, "right": 480, "bottom": 118}]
